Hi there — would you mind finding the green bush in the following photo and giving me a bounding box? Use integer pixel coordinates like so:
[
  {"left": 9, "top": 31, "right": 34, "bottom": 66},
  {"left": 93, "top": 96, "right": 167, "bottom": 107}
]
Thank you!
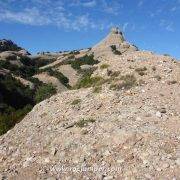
[
  {"left": 35, "top": 84, "right": 56, "bottom": 103},
  {"left": 110, "top": 45, "right": 122, "bottom": 55},
  {"left": 111, "top": 45, "right": 117, "bottom": 51},
  {"left": 0, "top": 74, "right": 58, "bottom": 135},
  {"left": 69, "top": 54, "right": 99, "bottom": 70},
  {"left": 0, "top": 60, "right": 38, "bottom": 78},
  {"left": 76, "top": 74, "right": 104, "bottom": 89},
  {"left": 0, "top": 104, "right": 32, "bottom": 135},
  {"left": 21, "top": 55, "right": 57, "bottom": 68},
  {"left": 39, "top": 68, "right": 69, "bottom": 87},
  {"left": 0, "top": 74, "right": 34, "bottom": 109},
  {"left": 100, "top": 64, "right": 109, "bottom": 69}
]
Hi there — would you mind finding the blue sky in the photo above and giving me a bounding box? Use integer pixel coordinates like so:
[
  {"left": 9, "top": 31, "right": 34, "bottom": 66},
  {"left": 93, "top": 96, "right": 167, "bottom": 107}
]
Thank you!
[{"left": 0, "top": 0, "right": 180, "bottom": 59}]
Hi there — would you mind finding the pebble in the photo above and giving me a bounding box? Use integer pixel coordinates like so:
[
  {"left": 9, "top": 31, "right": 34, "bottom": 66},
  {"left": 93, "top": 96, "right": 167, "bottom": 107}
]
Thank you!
[
  {"left": 156, "top": 111, "right": 162, "bottom": 118},
  {"left": 175, "top": 158, "right": 180, "bottom": 166},
  {"left": 103, "top": 176, "right": 114, "bottom": 180},
  {"left": 117, "top": 159, "right": 124, "bottom": 164},
  {"left": 51, "top": 147, "right": 57, "bottom": 156},
  {"left": 162, "top": 163, "right": 169, "bottom": 169}
]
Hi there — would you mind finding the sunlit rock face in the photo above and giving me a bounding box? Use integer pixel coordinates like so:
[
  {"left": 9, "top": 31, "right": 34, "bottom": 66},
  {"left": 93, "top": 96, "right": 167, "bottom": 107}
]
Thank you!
[{"left": 92, "top": 27, "right": 138, "bottom": 56}]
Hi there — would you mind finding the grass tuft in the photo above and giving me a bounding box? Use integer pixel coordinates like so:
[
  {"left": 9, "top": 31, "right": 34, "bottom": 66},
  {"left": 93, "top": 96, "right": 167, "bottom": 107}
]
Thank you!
[
  {"left": 71, "top": 99, "right": 81, "bottom": 105},
  {"left": 75, "top": 118, "right": 96, "bottom": 128},
  {"left": 100, "top": 64, "right": 109, "bottom": 69}
]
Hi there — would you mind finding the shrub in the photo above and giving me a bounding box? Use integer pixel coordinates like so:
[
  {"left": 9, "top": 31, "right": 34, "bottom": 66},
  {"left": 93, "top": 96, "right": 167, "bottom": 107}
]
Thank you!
[
  {"left": 76, "top": 74, "right": 104, "bottom": 89},
  {"left": 110, "top": 45, "right": 122, "bottom": 55},
  {"left": 69, "top": 50, "right": 80, "bottom": 55},
  {"left": 100, "top": 64, "right": 109, "bottom": 69},
  {"left": 40, "top": 68, "right": 69, "bottom": 87},
  {"left": 111, "top": 45, "right": 117, "bottom": 51},
  {"left": 75, "top": 118, "right": 95, "bottom": 128},
  {"left": 71, "top": 99, "right": 81, "bottom": 105},
  {"left": 109, "top": 71, "right": 121, "bottom": 78},
  {"left": 110, "top": 74, "right": 137, "bottom": 90},
  {"left": 69, "top": 54, "right": 99, "bottom": 70},
  {"left": 25, "top": 55, "right": 57, "bottom": 68},
  {"left": 0, "top": 74, "right": 34, "bottom": 109},
  {"left": 138, "top": 71, "right": 146, "bottom": 76},
  {"left": 0, "top": 60, "right": 38, "bottom": 78},
  {"left": 35, "top": 84, "right": 56, "bottom": 103},
  {"left": 114, "top": 50, "right": 122, "bottom": 55},
  {"left": 93, "top": 86, "right": 102, "bottom": 93},
  {"left": 135, "top": 67, "right": 147, "bottom": 76}
]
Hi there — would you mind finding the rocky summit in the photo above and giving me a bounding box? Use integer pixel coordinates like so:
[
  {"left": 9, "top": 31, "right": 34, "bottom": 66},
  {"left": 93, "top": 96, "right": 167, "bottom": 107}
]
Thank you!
[
  {"left": 0, "top": 39, "right": 23, "bottom": 53},
  {"left": 92, "top": 27, "right": 138, "bottom": 56},
  {"left": 0, "top": 28, "right": 180, "bottom": 179}
]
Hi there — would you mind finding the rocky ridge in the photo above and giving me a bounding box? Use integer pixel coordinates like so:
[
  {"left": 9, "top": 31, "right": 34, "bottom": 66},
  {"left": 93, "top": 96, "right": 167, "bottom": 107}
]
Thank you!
[
  {"left": 0, "top": 39, "right": 22, "bottom": 53},
  {"left": 0, "top": 28, "right": 180, "bottom": 179}
]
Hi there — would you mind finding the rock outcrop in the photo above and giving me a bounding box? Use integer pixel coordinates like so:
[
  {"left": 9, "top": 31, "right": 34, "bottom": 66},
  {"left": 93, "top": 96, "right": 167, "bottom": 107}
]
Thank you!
[
  {"left": 92, "top": 27, "right": 138, "bottom": 56},
  {"left": 0, "top": 39, "right": 31, "bottom": 63},
  {"left": 0, "top": 39, "right": 22, "bottom": 52}
]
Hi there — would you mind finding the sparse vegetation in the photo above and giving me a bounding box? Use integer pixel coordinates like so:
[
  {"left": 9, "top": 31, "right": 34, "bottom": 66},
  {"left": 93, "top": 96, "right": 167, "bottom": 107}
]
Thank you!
[
  {"left": 135, "top": 67, "right": 147, "bottom": 76},
  {"left": 0, "top": 74, "right": 34, "bottom": 135},
  {"left": 75, "top": 118, "right": 96, "bottom": 128},
  {"left": 111, "top": 45, "right": 122, "bottom": 55},
  {"left": 0, "top": 70, "right": 60, "bottom": 135},
  {"left": 71, "top": 99, "right": 81, "bottom": 105},
  {"left": 0, "top": 60, "right": 38, "bottom": 78},
  {"left": 69, "top": 50, "right": 80, "bottom": 55},
  {"left": 109, "top": 71, "right": 121, "bottom": 79},
  {"left": 138, "top": 71, "right": 146, "bottom": 76},
  {"left": 40, "top": 68, "right": 69, "bottom": 87},
  {"left": 154, "top": 75, "right": 161, "bottom": 81},
  {"left": 100, "top": 63, "right": 109, "bottom": 69},
  {"left": 110, "top": 74, "right": 137, "bottom": 90},
  {"left": 76, "top": 74, "right": 104, "bottom": 89},
  {"left": 35, "top": 84, "right": 56, "bottom": 103},
  {"left": 0, "top": 105, "right": 32, "bottom": 135},
  {"left": 69, "top": 54, "right": 99, "bottom": 70},
  {"left": 93, "top": 86, "right": 102, "bottom": 93}
]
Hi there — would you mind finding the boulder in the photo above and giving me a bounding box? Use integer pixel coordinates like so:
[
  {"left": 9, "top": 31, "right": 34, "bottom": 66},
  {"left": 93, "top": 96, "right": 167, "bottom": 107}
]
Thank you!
[
  {"left": 18, "top": 49, "right": 31, "bottom": 56},
  {"left": 0, "top": 51, "right": 17, "bottom": 60},
  {"left": 80, "top": 64, "right": 93, "bottom": 70}
]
